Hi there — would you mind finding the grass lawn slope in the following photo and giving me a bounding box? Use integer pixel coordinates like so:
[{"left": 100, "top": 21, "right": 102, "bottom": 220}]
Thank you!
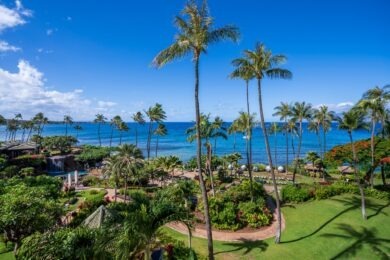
[{"left": 163, "top": 194, "right": 390, "bottom": 259}]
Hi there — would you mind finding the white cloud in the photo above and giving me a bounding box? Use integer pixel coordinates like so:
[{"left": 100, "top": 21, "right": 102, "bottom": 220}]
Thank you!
[
  {"left": 0, "top": 1, "right": 31, "bottom": 32},
  {"left": 46, "top": 29, "right": 53, "bottom": 36},
  {"left": 98, "top": 101, "right": 117, "bottom": 108},
  {"left": 0, "top": 40, "right": 20, "bottom": 52},
  {"left": 0, "top": 60, "right": 115, "bottom": 120},
  {"left": 315, "top": 102, "right": 354, "bottom": 113}
]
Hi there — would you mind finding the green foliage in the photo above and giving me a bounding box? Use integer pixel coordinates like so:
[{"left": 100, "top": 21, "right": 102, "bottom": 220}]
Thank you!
[
  {"left": 41, "top": 136, "right": 78, "bottom": 154},
  {"left": 81, "top": 175, "right": 101, "bottom": 187},
  {"left": 238, "top": 200, "right": 272, "bottom": 228},
  {"left": 70, "top": 190, "right": 106, "bottom": 227},
  {"left": 75, "top": 145, "right": 111, "bottom": 163},
  {"left": 186, "top": 155, "right": 224, "bottom": 170},
  {"left": 10, "top": 154, "right": 46, "bottom": 170},
  {"left": 17, "top": 227, "right": 101, "bottom": 259},
  {"left": 1, "top": 166, "right": 19, "bottom": 178},
  {"left": 0, "top": 180, "right": 62, "bottom": 247},
  {"left": 281, "top": 184, "right": 312, "bottom": 203},
  {"left": 19, "top": 167, "right": 35, "bottom": 177}
]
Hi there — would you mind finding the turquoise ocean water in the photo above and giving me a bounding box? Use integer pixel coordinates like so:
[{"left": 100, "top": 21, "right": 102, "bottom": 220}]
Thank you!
[{"left": 0, "top": 122, "right": 372, "bottom": 164}]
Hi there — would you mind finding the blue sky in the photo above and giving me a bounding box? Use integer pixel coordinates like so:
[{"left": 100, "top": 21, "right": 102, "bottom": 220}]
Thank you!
[{"left": 0, "top": 0, "right": 389, "bottom": 121}]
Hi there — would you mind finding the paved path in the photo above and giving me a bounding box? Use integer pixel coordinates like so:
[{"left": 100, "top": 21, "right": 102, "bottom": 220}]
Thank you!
[{"left": 166, "top": 211, "right": 285, "bottom": 242}]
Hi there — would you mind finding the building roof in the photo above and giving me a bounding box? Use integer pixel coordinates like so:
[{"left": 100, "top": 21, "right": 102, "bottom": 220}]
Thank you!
[
  {"left": 82, "top": 205, "right": 112, "bottom": 228},
  {"left": 0, "top": 141, "right": 37, "bottom": 151},
  {"left": 338, "top": 165, "right": 355, "bottom": 174}
]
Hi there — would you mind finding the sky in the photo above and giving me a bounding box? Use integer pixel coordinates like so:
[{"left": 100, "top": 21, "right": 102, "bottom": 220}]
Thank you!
[{"left": 0, "top": 0, "right": 389, "bottom": 122}]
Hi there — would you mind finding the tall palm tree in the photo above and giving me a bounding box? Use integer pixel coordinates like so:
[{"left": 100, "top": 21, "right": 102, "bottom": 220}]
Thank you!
[
  {"left": 74, "top": 124, "right": 83, "bottom": 140},
  {"left": 232, "top": 111, "right": 255, "bottom": 200},
  {"left": 308, "top": 117, "right": 322, "bottom": 156},
  {"left": 154, "top": 123, "right": 168, "bottom": 157},
  {"left": 314, "top": 105, "right": 335, "bottom": 158},
  {"left": 63, "top": 115, "right": 73, "bottom": 136},
  {"left": 273, "top": 102, "right": 292, "bottom": 173},
  {"left": 109, "top": 116, "right": 122, "bottom": 148},
  {"left": 94, "top": 114, "right": 107, "bottom": 147},
  {"left": 118, "top": 121, "right": 129, "bottom": 145},
  {"left": 287, "top": 118, "right": 298, "bottom": 161},
  {"left": 233, "top": 42, "right": 292, "bottom": 243},
  {"left": 227, "top": 120, "right": 239, "bottom": 152},
  {"left": 269, "top": 122, "right": 281, "bottom": 167},
  {"left": 132, "top": 111, "right": 145, "bottom": 147},
  {"left": 291, "top": 101, "right": 312, "bottom": 183},
  {"left": 145, "top": 103, "right": 166, "bottom": 159},
  {"left": 211, "top": 116, "right": 225, "bottom": 154},
  {"left": 358, "top": 85, "right": 390, "bottom": 186},
  {"left": 337, "top": 108, "right": 368, "bottom": 219},
  {"left": 152, "top": 1, "right": 239, "bottom": 255}
]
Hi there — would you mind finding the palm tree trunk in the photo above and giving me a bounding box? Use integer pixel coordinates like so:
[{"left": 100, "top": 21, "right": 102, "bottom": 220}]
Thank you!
[
  {"left": 155, "top": 136, "right": 159, "bottom": 157},
  {"left": 109, "top": 128, "right": 114, "bottom": 148},
  {"left": 119, "top": 131, "right": 123, "bottom": 145},
  {"left": 194, "top": 54, "right": 214, "bottom": 259},
  {"left": 233, "top": 132, "right": 236, "bottom": 152},
  {"left": 257, "top": 78, "right": 282, "bottom": 243},
  {"left": 208, "top": 144, "right": 216, "bottom": 197},
  {"left": 65, "top": 123, "right": 68, "bottom": 136},
  {"left": 323, "top": 127, "right": 326, "bottom": 159},
  {"left": 114, "top": 185, "right": 117, "bottom": 203},
  {"left": 135, "top": 127, "right": 138, "bottom": 147},
  {"left": 285, "top": 121, "right": 289, "bottom": 173},
  {"left": 274, "top": 133, "right": 277, "bottom": 167},
  {"left": 293, "top": 121, "right": 303, "bottom": 183},
  {"left": 98, "top": 123, "right": 102, "bottom": 146},
  {"left": 246, "top": 80, "right": 254, "bottom": 200},
  {"left": 147, "top": 122, "right": 153, "bottom": 159},
  {"left": 124, "top": 176, "right": 127, "bottom": 202},
  {"left": 349, "top": 132, "right": 366, "bottom": 219},
  {"left": 370, "top": 119, "right": 375, "bottom": 187}
]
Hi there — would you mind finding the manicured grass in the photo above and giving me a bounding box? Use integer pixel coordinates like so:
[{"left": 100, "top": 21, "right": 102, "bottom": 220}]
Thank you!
[
  {"left": 0, "top": 242, "right": 14, "bottom": 260},
  {"left": 162, "top": 194, "right": 390, "bottom": 259}
]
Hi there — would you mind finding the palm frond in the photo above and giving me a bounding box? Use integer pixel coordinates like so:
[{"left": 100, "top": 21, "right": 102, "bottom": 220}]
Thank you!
[
  {"left": 152, "top": 41, "right": 191, "bottom": 68},
  {"left": 266, "top": 68, "right": 292, "bottom": 79},
  {"left": 207, "top": 25, "right": 240, "bottom": 44}
]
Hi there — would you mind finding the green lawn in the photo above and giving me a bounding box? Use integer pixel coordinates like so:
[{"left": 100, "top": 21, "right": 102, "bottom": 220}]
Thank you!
[{"left": 162, "top": 194, "right": 390, "bottom": 259}]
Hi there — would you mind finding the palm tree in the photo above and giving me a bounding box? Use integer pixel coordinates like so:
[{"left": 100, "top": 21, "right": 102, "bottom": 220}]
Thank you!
[
  {"left": 63, "top": 115, "right": 73, "bottom": 136},
  {"left": 132, "top": 111, "right": 145, "bottom": 147},
  {"left": 337, "top": 108, "right": 369, "bottom": 219},
  {"left": 145, "top": 103, "right": 166, "bottom": 159},
  {"left": 306, "top": 151, "right": 320, "bottom": 176},
  {"left": 152, "top": 1, "right": 239, "bottom": 256},
  {"left": 314, "top": 105, "right": 335, "bottom": 158},
  {"left": 154, "top": 123, "right": 168, "bottom": 157},
  {"left": 358, "top": 85, "right": 390, "bottom": 186},
  {"left": 74, "top": 124, "right": 83, "bottom": 140},
  {"left": 118, "top": 121, "right": 129, "bottom": 145},
  {"left": 269, "top": 122, "right": 281, "bottom": 168},
  {"left": 116, "top": 144, "right": 144, "bottom": 200},
  {"left": 154, "top": 155, "right": 182, "bottom": 179},
  {"left": 233, "top": 111, "right": 255, "bottom": 200},
  {"left": 186, "top": 114, "right": 228, "bottom": 197},
  {"left": 233, "top": 42, "right": 292, "bottom": 243},
  {"left": 308, "top": 117, "right": 322, "bottom": 156},
  {"left": 273, "top": 102, "right": 292, "bottom": 173},
  {"left": 291, "top": 101, "right": 312, "bottom": 183},
  {"left": 103, "top": 156, "right": 122, "bottom": 203},
  {"left": 211, "top": 116, "right": 225, "bottom": 154},
  {"left": 227, "top": 120, "right": 239, "bottom": 152},
  {"left": 287, "top": 118, "right": 298, "bottom": 161},
  {"left": 109, "top": 116, "right": 122, "bottom": 148},
  {"left": 94, "top": 114, "right": 107, "bottom": 147}
]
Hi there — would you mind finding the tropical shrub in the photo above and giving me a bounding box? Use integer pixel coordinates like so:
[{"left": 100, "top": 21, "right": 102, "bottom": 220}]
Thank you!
[
  {"left": 81, "top": 175, "right": 101, "bottom": 187},
  {"left": 41, "top": 136, "right": 78, "bottom": 154},
  {"left": 19, "top": 167, "right": 35, "bottom": 177},
  {"left": 75, "top": 145, "right": 111, "bottom": 164},
  {"left": 281, "top": 184, "right": 312, "bottom": 203},
  {"left": 238, "top": 200, "right": 272, "bottom": 228}
]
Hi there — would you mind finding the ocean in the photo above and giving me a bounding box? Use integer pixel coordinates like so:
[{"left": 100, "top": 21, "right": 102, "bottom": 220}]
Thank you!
[{"left": 0, "top": 122, "right": 372, "bottom": 164}]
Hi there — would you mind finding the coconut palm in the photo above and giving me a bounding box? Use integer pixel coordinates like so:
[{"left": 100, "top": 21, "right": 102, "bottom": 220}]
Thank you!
[
  {"left": 109, "top": 115, "right": 122, "bottom": 148},
  {"left": 63, "top": 115, "right": 73, "bottom": 136},
  {"left": 269, "top": 122, "right": 281, "bottom": 168},
  {"left": 118, "top": 121, "right": 129, "bottom": 145},
  {"left": 102, "top": 156, "right": 122, "bottom": 203},
  {"left": 287, "top": 119, "right": 298, "bottom": 160},
  {"left": 306, "top": 151, "right": 320, "bottom": 177},
  {"left": 154, "top": 123, "right": 168, "bottom": 157},
  {"left": 132, "top": 111, "right": 145, "bottom": 147},
  {"left": 186, "top": 114, "right": 228, "bottom": 197},
  {"left": 291, "top": 101, "right": 312, "bottom": 182},
  {"left": 233, "top": 42, "right": 292, "bottom": 243},
  {"left": 152, "top": 1, "right": 239, "bottom": 255},
  {"left": 211, "top": 116, "right": 225, "bottom": 154},
  {"left": 94, "top": 114, "right": 107, "bottom": 147},
  {"left": 358, "top": 85, "right": 390, "bottom": 186},
  {"left": 314, "top": 105, "right": 335, "bottom": 158},
  {"left": 227, "top": 120, "right": 239, "bottom": 152},
  {"left": 145, "top": 103, "right": 166, "bottom": 159},
  {"left": 233, "top": 111, "right": 256, "bottom": 200},
  {"left": 308, "top": 117, "right": 322, "bottom": 156},
  {"left": 154, "top": 155, "right": 182, "bottom": 180},
  {"left": 337, "top": 108, "right": 369, "bottom": 219},
  {"left": 116, "top": 144, "right": 144, "bottom": 200},
  {"left": 74, "top": 124, "right": 83, "bottom": 140},
  {"left": 273, "top": 102, "right": 292, "bottom": 173}
]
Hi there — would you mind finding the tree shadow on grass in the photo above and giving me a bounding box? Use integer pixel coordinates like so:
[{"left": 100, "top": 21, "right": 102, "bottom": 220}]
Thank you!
[
  {"left": 367, "top": 202, "right": 389, "bottom": 219},
  {"left": 215, "top": 239, "right": 268, "bottom": 256},
  {"left": 321, "top": 224, "right": 390, "bottom": 260},
  {"left": 281, "top": 196, "right": 385, "bottom": 244}
]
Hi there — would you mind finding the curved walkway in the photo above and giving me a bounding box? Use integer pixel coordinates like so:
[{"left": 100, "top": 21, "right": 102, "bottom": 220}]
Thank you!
[{"left": 166, "top": 212, "right": 285, "bottom": 242}]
